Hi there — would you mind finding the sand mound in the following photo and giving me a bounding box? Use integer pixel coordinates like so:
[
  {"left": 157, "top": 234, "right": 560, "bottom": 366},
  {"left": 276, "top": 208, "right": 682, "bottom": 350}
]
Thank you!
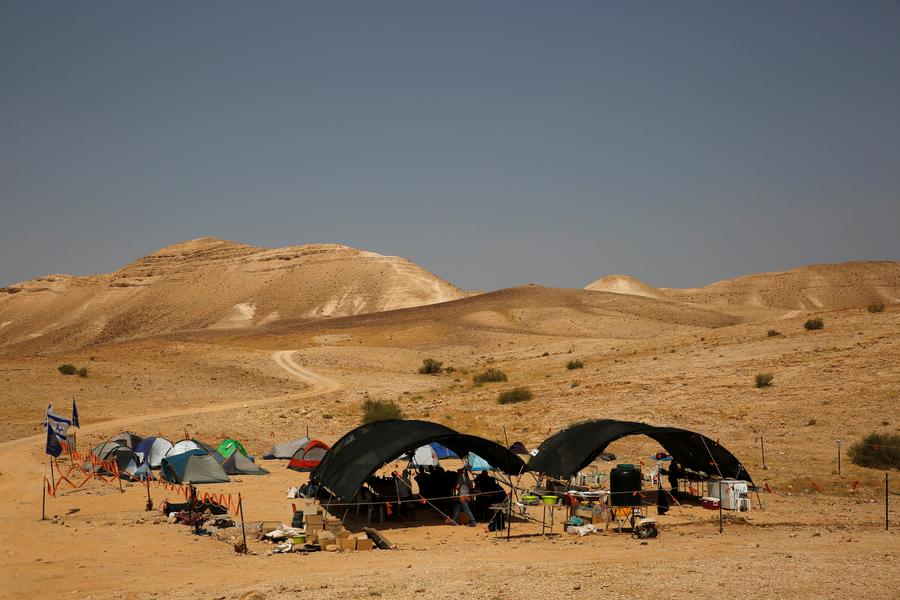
[
  {"left": 585, "top": 274, "right": 666, "bottom": 299},
  {"left": 0, "top": 237, "right": 465, "bottom": 353}
]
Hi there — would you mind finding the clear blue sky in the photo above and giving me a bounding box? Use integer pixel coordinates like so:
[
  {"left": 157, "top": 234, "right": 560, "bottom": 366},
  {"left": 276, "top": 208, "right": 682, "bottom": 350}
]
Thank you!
[{"left": 2, "top": 2, "right": 898, "bottom": 290}]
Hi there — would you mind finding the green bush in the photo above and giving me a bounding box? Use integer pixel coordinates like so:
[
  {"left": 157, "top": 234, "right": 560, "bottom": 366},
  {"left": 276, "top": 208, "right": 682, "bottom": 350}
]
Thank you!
[
  {"left": 755, "top": 372, "right": 774, "bottom": 388},
  {"left": 867, "top": 303, "right": 885, "bottom": 314},
  {"left": 361, "top": 399, "right": 404, "bottom": 424},
  {"left": 849, "top": 432, "right": 900, "bottom": 469},
  {"left": 77, "top": 367, "right": 88, "bottom": 377},
  {"left": 767, "top": 329, "right": 780, "bottom": 337},
  {"left": 58, "top": 364, "right": 77, "bottom": 375},
  {"left": 498, "top": 387, "right": 533, "bottom": 405},
  {"left": 566, "top": 359, "right": 584, "bottom": 370},
  {"left": 804, "top": 318, "right": 824, "bottom": 331},
  {"left": 418, "top": 358, "right": 443, "bottom": 375},
  {"left": 473, "top": 368, "right": 508, "bottom": 384}
]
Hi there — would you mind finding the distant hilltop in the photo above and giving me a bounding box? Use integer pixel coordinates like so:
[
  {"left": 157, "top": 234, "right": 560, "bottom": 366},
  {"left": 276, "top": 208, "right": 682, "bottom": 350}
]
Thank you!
[
  {"left": 585, "top": 261, "right": 900, "bottom": 310},
  {"left": 0, "top": 237, "right": 465, "bottom": 353}
]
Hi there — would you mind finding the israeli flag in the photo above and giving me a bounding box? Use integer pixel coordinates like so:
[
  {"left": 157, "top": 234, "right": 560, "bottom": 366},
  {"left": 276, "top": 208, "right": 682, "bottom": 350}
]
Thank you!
[{"left": 45, "top": 404, "right": 72, "bottom": 440}]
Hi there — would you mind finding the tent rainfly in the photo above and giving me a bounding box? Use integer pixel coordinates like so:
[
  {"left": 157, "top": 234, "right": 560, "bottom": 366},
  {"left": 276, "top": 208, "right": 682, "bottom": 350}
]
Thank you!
[
  {"left": 216, "top": 438, "right": 248, "bottom": 460},
  {"left": 407, "top": 445, "right": 440, "bottom": 467},
  {"left": 221, "top": 451, "right": 269, "bottom": 476},
  {"left": 430, "top": 442, "right": 458, "bottom": 459},
  {"left": 263, "top": 436, "right": 310, "bottom": 460},
  {"left": 527, "top": 419, "right": 752, "bottom": 482},
  {"left": 134, "top": 436, "right": 174, "bottom": 468},
  {"left": 466, "top": 452, "right": 493, "bottom": 472},
  {"left": 287, "top": 440, "right": 330, "bottom": 472},
  {"left": 109, "top": 431, "right": 143, "bottom": 450},
  {"left": 161, "top": 449, "right": 230, "bottom": 484}
]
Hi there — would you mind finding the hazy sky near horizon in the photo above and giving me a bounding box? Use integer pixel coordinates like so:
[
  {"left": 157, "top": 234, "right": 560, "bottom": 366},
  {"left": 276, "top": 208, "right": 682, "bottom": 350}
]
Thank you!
[{"left": 2, "top": 2, "right": 899, "bottom": 291}]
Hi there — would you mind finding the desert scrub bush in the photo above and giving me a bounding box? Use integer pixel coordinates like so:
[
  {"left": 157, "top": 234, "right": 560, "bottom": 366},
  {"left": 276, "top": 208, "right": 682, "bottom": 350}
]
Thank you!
[
  {"left": 849, "top": 432, "right": 900, "bottom": 469},
  {"left": 566, "top": 359, "right": 584, "bottom": 370},
  {"left": 77, "top": 367, "right": 88, "bottom": 377},
  {"left": 361, "top": 398, "right": 404, "bottom": 424},
  {"left": 58, "top": 364, "right": 77, "bottom": 375},
  {"left": 473, "top": 368, "right": 507, "bottom": 384},
  {"left": 418, "top": 358, "right": 443, "bottom": 375},
  {"left": 804, "top": 317, "right": 824, "bottom": 331},
  {"left": 767, "top": 329, "right": 780, "bottom": 337},
  {"left": 867, "top": 303, "right": 885, "bottom": 314},
  {"left": 755, "top": 372, "right": 774, "bottom": 388},
  {"left": 498, "top": 387, "right": 533, "bottom": 405}
]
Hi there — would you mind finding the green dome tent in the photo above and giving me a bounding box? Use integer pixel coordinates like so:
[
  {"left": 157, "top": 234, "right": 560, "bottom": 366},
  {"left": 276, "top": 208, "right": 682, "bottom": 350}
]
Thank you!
[{"left": 216, "top": 438, "right": 248, "bottom": 460}]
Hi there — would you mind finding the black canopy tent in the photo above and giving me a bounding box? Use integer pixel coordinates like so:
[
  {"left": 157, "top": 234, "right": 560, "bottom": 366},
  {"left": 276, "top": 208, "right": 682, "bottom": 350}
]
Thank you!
[
  {"left": 528, "top": 419, "right": 752, "bottom": 483},
  {"left": 311, "top": 419, "right": 528, "bottom": 501}
]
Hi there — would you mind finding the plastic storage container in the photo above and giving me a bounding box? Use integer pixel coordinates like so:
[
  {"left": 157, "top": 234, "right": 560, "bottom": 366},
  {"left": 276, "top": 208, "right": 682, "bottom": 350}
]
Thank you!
[{"left": 610, "top": 464, "right": 642, "bottom": 506}]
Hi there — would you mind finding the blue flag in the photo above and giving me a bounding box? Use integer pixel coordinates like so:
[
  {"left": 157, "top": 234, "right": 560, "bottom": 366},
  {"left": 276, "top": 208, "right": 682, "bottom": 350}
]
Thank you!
[
  {"left": 45, "top": 423, "right": 62, "bottom": 457},
  {"left": 72, "top": 398, "right": 80, "bottom": 429}
]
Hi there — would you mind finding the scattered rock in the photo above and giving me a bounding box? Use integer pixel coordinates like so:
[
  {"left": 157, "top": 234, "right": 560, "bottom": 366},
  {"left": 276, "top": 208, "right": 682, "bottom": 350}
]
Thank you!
[{"left": 325, "top": 544, "right": 339, "bottom": 552}]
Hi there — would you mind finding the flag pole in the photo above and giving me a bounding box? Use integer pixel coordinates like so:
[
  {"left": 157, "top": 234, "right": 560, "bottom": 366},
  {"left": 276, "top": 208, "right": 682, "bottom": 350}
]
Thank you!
[
  {"left": 49, "top": 456, "right": 56, "bottom": 491},
  {"left": 41, "top": 458, "right": 48, "bottom": 520},
  {"left": 238, "top": 492, "right": 247, "bottom": 554}
]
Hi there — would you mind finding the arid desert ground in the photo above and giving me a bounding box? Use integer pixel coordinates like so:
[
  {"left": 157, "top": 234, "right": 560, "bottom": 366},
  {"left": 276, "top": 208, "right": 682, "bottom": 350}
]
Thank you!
[{"left": 1, "top": 238, "right": 898, "bottom": 599}]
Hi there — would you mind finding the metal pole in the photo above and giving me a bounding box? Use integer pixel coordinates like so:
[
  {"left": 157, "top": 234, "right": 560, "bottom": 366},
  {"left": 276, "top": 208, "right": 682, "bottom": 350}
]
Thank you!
[
  {"left": 760, "top": 434, "right": 767, "bottom": 470},
  {"left": 41, "top": 477, "right": 46, "bottom": 520},
  {"left": 718, "top": 484, "right": 723, "bottom": 534},
  {"left": 886, "top": 474, "right": 889, "bottom": 531},
  {"left": 145, "top": 475, "right": 153, "bottom": 511},
  {"left": 239, "top": 492, "right": 248, "bottom": 553},
  {"left": 49, "top": 457, "right": 55, "bottom": 490},
  {"left": 836, "top": 438, "right": 841, "bottom": 476},
  {"left": 502, "top": 426, "right": 512, "bottom": 541}
]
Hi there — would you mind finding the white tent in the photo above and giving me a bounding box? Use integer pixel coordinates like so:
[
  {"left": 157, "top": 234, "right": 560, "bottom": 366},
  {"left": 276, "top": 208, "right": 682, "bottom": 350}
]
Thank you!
[
  {"left": 263, "top": 436, "right": 310, "bottom": 460},
  {"left": 134, "top": 436, "right": 174, "bottom": 468},
  {"left": 166, "top": 439, "right": 202, "bottom": 457},
  {"left": 404, "top": 445, "right": 439, "bottom": 467}
]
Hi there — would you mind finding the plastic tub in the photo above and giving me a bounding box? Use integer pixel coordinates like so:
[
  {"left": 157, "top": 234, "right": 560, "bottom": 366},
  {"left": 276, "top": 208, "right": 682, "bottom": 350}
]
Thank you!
[
  {"left": 522, "top": 495, "right": 540, "bottom": 505},
  {"left": 291, "top": 534, "right": 307, "bottom": 545},
  {"left": 541, "top": 495, "right": 559, "bottom": 505}
]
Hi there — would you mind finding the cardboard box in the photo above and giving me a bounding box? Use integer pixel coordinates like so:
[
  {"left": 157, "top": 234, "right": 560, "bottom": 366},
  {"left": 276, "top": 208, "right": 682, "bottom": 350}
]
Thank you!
[
  {"left": 336, "top": 530, "right": 351, "bottom": 540},
  {"left": 303, "top": 515, "right": 325, "bottom": 529},
  {"left": 339, "top": 537, "right": 357, "bottom": 551},
  {"left": 317, "top": 530, "right": 336, "bottom": 546},
  {"left": 356, "top": 538, "right": 374, "bottom": 551},
  {"left": 324, "top": 521, "right": 344, "bottom": 534}
]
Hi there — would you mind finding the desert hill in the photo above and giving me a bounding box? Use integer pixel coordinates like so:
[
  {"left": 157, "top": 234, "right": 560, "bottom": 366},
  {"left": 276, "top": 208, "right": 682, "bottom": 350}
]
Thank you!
[
  {"left": 0, "top": 237, "right": 465, "bottom": 353},
  {"left": 586, "top": 261, "right": 900, "bottom": 310}
]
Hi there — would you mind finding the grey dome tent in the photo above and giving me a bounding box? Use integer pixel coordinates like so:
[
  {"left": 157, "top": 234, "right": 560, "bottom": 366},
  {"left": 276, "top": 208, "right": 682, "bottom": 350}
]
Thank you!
[
  {"left": 221, "top": 451, "right": 269, "bottom": 476},
  {"left": 263, "top": 436, "right": 310, "bottom": 460},
  {"left": 109, "top": 431, "right": 143, "bottom": 449},
  {"left": 527, "top": 419, "right": 752, "bottom": 483},
  {"left": 161, "top": 449, "right": 230, "bottom": 484}
]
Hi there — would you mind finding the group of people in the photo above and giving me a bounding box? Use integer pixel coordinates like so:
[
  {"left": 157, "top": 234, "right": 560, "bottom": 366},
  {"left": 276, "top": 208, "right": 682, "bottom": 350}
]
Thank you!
[{"left": 360, "top": 464, "right": 508, "bottom": 529}]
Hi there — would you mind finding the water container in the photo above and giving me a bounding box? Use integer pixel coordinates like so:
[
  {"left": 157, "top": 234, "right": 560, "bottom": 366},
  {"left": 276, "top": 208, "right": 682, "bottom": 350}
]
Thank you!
[{"left": 610, "top": 464, "right": 642, "bottom": 506}]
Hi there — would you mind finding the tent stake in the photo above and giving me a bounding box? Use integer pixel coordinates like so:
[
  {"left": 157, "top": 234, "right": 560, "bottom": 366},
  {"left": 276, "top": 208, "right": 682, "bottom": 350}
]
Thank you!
[{"left": 239, "top": 492, "right": 248, "bottom": 553}]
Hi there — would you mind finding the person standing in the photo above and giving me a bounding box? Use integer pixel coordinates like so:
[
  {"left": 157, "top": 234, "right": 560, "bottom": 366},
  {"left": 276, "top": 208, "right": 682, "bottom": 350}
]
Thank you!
[{"left": 449, "top": 467, "right": 477, "bottom": 526}]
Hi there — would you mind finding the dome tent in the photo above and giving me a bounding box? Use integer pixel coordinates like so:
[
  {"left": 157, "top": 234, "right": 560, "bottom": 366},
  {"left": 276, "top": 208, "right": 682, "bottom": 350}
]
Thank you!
[
  {"left": 109, "top": 431, "right": 143, "bottom": 450},
  {"left": 221, "top": 451, "right": 269, "bottom": 476},
  {"left": 263, "top": 436, "right": 310, "bottom": 460},
  {"left": 287, "top": 439, "right": 330, "bottom": 472},
  {"left": 216, "top": 438, "right": 248, "bottom": 460},
  {"left": 161, "top": 449, "right": 230, "bottom": 484},
  {"left": 134, "top": 436, "right": 174, "bottom": 468}
]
